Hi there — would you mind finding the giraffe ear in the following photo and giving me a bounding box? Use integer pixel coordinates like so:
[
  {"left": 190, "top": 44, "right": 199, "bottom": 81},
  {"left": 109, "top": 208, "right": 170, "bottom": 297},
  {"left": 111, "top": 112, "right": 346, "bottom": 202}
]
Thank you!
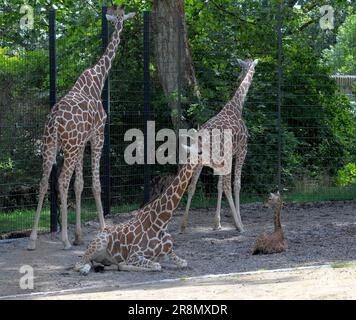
[
  {"left": 106, "top": 14, "right": 115, "bottom": 22},
  {"left": 123, "top": 12, "right": 136, "bottom": 20},
  {"left": 253, "top": 59, "right": 259, "bottom": 66}
]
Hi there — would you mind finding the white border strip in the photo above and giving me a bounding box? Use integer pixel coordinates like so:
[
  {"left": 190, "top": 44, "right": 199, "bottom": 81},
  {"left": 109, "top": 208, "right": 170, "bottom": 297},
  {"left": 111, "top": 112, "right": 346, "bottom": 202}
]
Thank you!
[{"left": 0, "top": 264, "right": 334, "bottom": 300}]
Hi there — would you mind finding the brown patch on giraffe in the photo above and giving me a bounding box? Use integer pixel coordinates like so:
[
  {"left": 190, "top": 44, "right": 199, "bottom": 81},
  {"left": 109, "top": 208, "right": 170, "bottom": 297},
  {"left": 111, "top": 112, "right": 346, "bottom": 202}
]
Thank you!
[
  {"left": 63, "top": 112, "right": 71, "bottom": 120},
  {"left": 134, "top": 225, "right": 142, "bottom": 235},
  {"left": 166, "top": 187, "right": 173, "bottom": 197},
  {"left": 162, "top": 242, "right": 172, "bottom": 254},
  {"left": 126, "top": 232, "right": 134, "bottom": 243},
  {"left": 141, "top": 232, "right": 149, "bottom": 247},
  {"left": 65, "top": 120, "right": 75, "bottom": 131},
  {"left": 166, "top": 200, "right": 173, "bottom": 211},
  {"left": 107, "top": 235, "right": 113, "bottom": 249},
  {"left": 155, "top": 243, "right": 163, "bottom": 256},
  {"left": 141, "top": 215, "right": 151, "bottom": 230},
  {"left": 61, "top": 132, "right": 69, "bottom": 140},
  {"left": 121, "top": 246, "right": 128, "bottom": 259},
  {"left": 148, "top": 239, "right": 159, "bottom": 249},
  {"left": 160, "top": 211, "right": 170, "bottom": 221}
]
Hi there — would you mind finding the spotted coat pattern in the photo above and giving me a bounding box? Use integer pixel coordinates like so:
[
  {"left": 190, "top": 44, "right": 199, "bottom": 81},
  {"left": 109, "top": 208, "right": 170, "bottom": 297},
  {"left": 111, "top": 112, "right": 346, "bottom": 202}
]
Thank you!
[
  {"left": 75, "top": 163, "right": 199, "bottom": 273},
  {"left": 28, "top": 6, "right": 133, "bottom": 250},
  {"left": 180, "top": 59, "right": 258, "bottom": 232}
]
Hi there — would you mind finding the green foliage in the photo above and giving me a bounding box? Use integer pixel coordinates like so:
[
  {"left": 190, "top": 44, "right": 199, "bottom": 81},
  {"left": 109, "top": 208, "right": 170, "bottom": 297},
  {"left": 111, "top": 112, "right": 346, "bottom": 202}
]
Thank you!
[
  {"left": 336, "top": 163, "right": 356, "bottom": 186},
  {"left": 323, "top": 15, "right": 356, "bottom": 74}
]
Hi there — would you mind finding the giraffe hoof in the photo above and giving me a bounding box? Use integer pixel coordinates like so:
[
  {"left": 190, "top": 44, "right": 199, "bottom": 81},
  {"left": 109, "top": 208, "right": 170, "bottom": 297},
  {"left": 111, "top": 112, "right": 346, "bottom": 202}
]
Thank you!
[
  {"left": 27, "top": 240, "right": 37, "bottom": 251},
  {"left": 213, "top": 225, "right": 222, "bottom": 231},
  {"left": 73, "top": 239, "right": 84, "bottom": 246},
  {"left": 63, "top": 242, "right": 72, "bottom": 250},
  {"left": 178, "top": 259, "right": 188, "bottom": 268},
  {"left": 79, "top": 264, "right": 91, "bottom": 276},
  {"left": 152, "top": 263, "right": 162, "bottom": 271}
]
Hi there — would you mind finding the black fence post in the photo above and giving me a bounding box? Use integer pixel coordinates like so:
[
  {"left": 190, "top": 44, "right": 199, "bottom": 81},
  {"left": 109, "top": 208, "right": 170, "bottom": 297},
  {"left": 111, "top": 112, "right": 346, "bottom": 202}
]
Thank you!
[
  {"left": 102, "top": 6, "right": 111, "bottom": 216},
  {"left": 277, "top": 4, "right": 283, "bottom": 191},
  {"left": 49, "top": 9, "right": 59, "bottom": 233},
  {"left": 177, "top": 12, "right": 182, "bottom": 135},
  {"left": 143, "top": 11, "right": 151, "bottom": 204}
]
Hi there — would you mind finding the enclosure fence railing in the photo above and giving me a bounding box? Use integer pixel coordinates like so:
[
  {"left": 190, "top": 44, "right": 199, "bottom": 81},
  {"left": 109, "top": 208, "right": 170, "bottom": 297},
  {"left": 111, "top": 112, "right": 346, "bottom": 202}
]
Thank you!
[{"left": 0, "top": 3, "right": 355, "bottom": 236}]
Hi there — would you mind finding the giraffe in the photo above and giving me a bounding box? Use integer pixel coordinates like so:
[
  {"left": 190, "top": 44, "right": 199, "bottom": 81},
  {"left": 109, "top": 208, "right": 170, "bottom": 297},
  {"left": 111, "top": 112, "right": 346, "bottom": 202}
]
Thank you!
[
  {"left": 74, "top": 129, "right": 228, "bottom": 274},
  {"left": 252, "top": 191, "right": 287, "bottom": 254},
  {"left": 180, "top": 59, "right": 258, "bottom": 233},
  {"left": 28, "top": 4, "right": 136, "bottom": 251}
]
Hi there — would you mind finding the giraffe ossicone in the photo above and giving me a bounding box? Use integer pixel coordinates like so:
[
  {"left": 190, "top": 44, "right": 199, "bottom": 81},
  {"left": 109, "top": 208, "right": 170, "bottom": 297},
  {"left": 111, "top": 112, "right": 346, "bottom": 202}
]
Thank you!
[{"left": 27, "top": 5, "right": 136, "bottom": 251}]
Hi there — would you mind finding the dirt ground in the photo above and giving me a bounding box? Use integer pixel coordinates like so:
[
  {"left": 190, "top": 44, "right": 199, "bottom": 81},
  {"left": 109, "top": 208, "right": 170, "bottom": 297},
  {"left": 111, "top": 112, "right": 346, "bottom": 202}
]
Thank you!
[
  {"left": 0, "top": 200, "right": 355, "bottom": 299},
  {"left": 38, "top": 266, "right": 356, "bottom": 300}
]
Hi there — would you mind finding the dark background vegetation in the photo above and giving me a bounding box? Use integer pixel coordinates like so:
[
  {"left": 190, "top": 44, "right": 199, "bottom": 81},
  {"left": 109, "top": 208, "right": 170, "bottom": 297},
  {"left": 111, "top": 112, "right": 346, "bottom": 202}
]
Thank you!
[{"left": 0, "top": 0, "right": 355, "bottom": 233}]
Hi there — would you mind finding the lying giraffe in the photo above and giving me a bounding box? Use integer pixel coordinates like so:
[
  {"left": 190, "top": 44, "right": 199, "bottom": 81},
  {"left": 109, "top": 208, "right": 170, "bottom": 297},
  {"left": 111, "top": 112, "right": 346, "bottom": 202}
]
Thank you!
[
  {"left": 252, "top": 191, "right": 287, "bottom": 254},
  {"left": 74, "top": 130, "right": 227, "bottom": 274}
]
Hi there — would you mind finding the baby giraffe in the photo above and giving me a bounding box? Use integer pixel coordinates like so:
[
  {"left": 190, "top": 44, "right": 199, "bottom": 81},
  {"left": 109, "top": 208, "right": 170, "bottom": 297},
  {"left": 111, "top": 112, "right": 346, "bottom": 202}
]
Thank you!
[{"left": 252, "top": 191, "right": 287, "bottom": 254}]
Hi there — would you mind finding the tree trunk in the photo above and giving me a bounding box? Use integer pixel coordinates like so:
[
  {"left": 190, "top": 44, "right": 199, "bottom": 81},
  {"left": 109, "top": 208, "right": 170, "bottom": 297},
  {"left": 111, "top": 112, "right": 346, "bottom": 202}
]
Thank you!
[{"left": 152, "top": 0, "right": 200, "bottom": 130}]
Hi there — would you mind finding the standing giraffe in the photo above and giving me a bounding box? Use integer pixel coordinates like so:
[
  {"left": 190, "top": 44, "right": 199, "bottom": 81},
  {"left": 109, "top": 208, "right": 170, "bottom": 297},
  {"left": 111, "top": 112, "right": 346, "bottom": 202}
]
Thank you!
[
  {"left": 28, "top": 5, "right": 136, "bottom": 250},
  {"left": 180, "top": 59, "right": 258, "bottom": 233},
  {"left": 74, "top": 132, "right": 226, "bottom": 274}
]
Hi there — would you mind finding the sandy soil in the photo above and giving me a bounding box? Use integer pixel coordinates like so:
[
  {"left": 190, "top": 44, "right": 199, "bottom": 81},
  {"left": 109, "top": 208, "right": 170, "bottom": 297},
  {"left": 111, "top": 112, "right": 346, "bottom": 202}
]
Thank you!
[
  {"left": 38, "top": 266, "right": 356, "bottom": 300},
  {"left": 0, "top": 200, "right": 355, "bottom": 299}
]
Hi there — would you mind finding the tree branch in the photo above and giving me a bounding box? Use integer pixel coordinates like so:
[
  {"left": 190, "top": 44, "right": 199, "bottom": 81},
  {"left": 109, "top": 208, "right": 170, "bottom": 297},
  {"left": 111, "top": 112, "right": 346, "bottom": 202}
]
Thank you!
[{"left": 209, "top": 0, "right": 257, "bottom": 25}]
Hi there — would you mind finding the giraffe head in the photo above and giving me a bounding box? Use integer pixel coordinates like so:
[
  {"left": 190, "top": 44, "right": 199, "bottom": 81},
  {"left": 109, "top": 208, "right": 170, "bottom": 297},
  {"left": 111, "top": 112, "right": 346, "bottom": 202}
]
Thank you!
[
  {"left": 106, "top": 3, "right": 136, "bottom": 27},
  {"left": 237, "top": 58, "right": 259, "bottom": 71},
  {"left": 264, "top": 191, "right": 282, "bottom": 208},
  {"left": 180, "top": 129, "right": 232, "bottom": 175}
]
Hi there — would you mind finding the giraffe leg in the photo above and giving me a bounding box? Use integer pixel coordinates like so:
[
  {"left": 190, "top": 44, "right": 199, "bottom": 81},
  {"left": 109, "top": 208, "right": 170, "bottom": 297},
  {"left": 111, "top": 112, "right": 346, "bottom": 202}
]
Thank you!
[
  {"left": 58, "top": 153, "right": 78, "bottom": 250},
  {"left": 180, "top": 165, "right": 202, "bottom": 233},
  {"left": 28, "top": 140, "right": 57, "bottom": 251},
  {"left": 28, "top": 163, "right": 54, "bottom": 250},
  {"left": 90, "top": 135, "right": 105, "bottom": 230},
  {"left": 159, "top": 232, "right": 187, "bottom": 268},
  {"left": 213, "top": 175, "right": 224, "bottom": 230},
  {"left": 74, "top": 231, "right": 110, "bottom": 275},
  {"left": 73, "top": 150, "right": 84, "bottom": 246},
  {"left": 223, "top": 175, "right": 244, "bottom": 232},
  {"left": 119, "top": 254, "right": 162, "bottom": 272},
  {"left": 233, "top": 150, "right": 247, "bottom": 233}
]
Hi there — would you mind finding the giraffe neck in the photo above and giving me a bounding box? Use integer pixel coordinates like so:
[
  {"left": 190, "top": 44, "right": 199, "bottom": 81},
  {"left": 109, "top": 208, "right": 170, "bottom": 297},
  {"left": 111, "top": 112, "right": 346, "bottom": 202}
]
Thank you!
[
  {"left": 228, "top": 64, "right": 256, "bottom": 114},
  {"left": 95, "top": 20, "right": 124, "bottom": 91},
  {"left": 273, "top": 200, "right": 283, "bottom": 231},
  {"left": 139, "top": 163, "right": 198, "bottom": 226}
]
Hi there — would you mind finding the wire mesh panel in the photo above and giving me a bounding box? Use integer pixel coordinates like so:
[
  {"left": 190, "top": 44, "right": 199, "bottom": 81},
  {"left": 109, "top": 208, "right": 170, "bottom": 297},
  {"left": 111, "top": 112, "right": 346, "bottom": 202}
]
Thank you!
[
  {"left": 0, "top": 1, "right": 355, "bottom": 236},
  {"left": 0, "top": 3, "right": 50, "bottom": 235},
  {"left": 280, "top": 3, "right": 356, "bottom": 202},
  {"left": 109, "top": 5, "right": 145, "bottom": 212}
]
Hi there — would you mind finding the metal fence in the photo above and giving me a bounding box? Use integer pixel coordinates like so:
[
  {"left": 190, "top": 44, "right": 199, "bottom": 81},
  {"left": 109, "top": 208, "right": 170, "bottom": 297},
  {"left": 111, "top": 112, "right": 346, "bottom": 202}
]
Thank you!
[{"left": 0, "top": 3, "right": 355, "bottom": 236}]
